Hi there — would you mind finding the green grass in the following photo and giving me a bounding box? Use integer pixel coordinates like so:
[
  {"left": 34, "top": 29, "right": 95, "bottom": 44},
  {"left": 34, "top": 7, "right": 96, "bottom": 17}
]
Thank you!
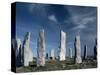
[{"left": 16, "top": 59, "right": 97, "bottom": 73}]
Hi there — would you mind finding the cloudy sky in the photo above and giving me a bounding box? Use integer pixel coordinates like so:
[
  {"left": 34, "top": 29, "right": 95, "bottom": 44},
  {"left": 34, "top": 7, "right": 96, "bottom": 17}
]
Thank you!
[{"left": 16, "top": 2, "right": 97, "bottom": 57}]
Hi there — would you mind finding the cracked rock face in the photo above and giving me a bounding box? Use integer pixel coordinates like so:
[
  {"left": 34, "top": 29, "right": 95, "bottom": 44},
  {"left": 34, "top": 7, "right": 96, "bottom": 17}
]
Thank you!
[
  {"left": 59, "top": 30, "right": 66, "bottom": 61},
  {"left": 22, "top": 32, "right": 33, "bottom": 66},
  {"left": 74, "top": 35, "right": 82, "bottom": 63},
  {"left": 37, "top": 29, "right": 45, "bottom": 67}
]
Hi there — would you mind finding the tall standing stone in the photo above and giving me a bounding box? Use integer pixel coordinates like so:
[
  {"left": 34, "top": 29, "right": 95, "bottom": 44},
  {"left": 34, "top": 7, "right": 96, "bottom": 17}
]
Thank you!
[
  {"left": 69, "top": 48, "right": 73, "bottom": 58},
  {"left": 50, "top": 49, "right": 55, "bottom": 60},
  {"left": 12, "top": 39, "right": 17, "bottom": 52},
  {"left": 16, "top": 39, "right": 22, "bottom": 66},
  {"left": 83, "top": 45, "right": 87, "bottom": 60},
  {"left": 59, "top": 30, "right": 66, "bottom": 61},
  {"left": 11, "top": 39, "right": 22, "bottom": 66},
  {"left": 11, "top": 39, "right": 17, "bottom": 71},
  {"left": 37, "top": 29, "right": 45, "bottom": 67},
  {"left": 94, "top": 38, "right": 97, "bottom": 59},
  {"left": 16, "top": 39, "right": 21, "bottom": 57},
  {"left": 74, "top": 35, "right": 82, "bottom": 63},
  {"left": 22, "top": 32, "right": 33, "bottom": 66}
]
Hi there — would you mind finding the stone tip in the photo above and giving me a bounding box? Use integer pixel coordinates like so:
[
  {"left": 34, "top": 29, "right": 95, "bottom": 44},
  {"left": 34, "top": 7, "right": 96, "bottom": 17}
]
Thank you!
[
  {"left": 75, "top": 35, "right": 80, "bottom": 40},
  {"left": 16, "top": 38, "right": 21, "bottom": 42},
  {"left": 61, "top": 30, "right": 63, "bottom": 32},
  {"left": 25, "top": 32, "right": 31, "bottom": 39},
  {"left": 61, "top": 30, "right": 65, "bottom": 33},
  {"left": 26, "top": 32, "right": 30, "bottom": 35},
  {"left": 69, "top": 48, "right": 72, "bottom": 50},
  {"left": 51, "top": 48, "right": 54, "bottom": 50},
  {"left": 38, "top": 29, "right": 44, "bottom": 34},
  {"left": 40, "top": 29, "right": 44, "bottom": 32}
]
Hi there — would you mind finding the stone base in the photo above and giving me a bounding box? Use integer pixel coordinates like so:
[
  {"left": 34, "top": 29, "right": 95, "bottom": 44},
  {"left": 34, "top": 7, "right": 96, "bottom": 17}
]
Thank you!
[{"left": 75, "top": 57, "right": 82, "bottom": 64}]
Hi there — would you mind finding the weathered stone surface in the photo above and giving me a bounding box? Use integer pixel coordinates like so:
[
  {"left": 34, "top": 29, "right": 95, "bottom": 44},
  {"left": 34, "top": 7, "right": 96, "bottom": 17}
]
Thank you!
[
  {"left": 12, "top": 39, "right": 17, "bottom": 52},
  {"left": 50, "top": 48, "right": 55, "bottom": 60},
  {"left": 74, "top": 35, "right": 82, "bottom": 63},
  {"left": 16, "top": 39, "right": 21, "bottom": 57},
  {"left": 59, "top": 30, "right": 66, "bottom": 61},
  {"left": 37, "top": 29, "right": 45, "bottom": 66},
  {"left": 69, "top": 48, "right": 73, "bottom": 58},
  {"left": 11, "top": 39, "right": 17, "bottom": 69},
  {"left": 16, "top": 39, "right": 22, "bottom": 66},
  {"left": 28, "top": 48, "right": 33, "bottom": 63},
  {"left": 22, "top": 32, "right": 33, "bottom": 66}
]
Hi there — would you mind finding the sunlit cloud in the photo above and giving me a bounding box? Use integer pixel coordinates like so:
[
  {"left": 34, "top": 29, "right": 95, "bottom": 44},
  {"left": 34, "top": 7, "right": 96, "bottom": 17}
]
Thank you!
[{"left": 48, "top": 15, "right": 57, "bottom": 22}]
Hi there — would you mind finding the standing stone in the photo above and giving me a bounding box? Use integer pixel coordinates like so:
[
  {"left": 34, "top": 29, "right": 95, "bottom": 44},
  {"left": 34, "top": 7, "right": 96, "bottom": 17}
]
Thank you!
[
  {"left": 94, "top": 38, "right": 97, "bottom": 59},
  {"left": 28, "top": 48, "right": 33, "bottom": 62},
  {"left": 16, "top": 39, "right": 21, "bottom": 57},
  {"left": 37, "top": 29, "right": 45, "bottom": 67},
  {"left": 12, "top": 39, "right": 17, "bottom": 52},
  {"left": 16, "top": 39, "right": 22, "bottom": 66},
  {"left": 69, "top": 48, "right": 73, "bottom": 58},
  {"left": 46, "top": 53, "right": 48, "bottom": 60},
  {"left": 11, "top": 39, "right": 22, "bottom": 66},
  {"left": 22, "top": 32, "right": 33, "bottom": 66},
  {"left": 59, "top": 30, "right": 66, "bottom": 61},
  {"left": 83, "top": 45, "right": 87, "bottom": 60},
  {"left": 50, "top": 49, "right": 55, "bottom": 60},
  {"left": 11, "top": 39, "right": 17, "bottom": 71},
  {"left": 74, "top": 35, "right": 82, "bottom": 63}
]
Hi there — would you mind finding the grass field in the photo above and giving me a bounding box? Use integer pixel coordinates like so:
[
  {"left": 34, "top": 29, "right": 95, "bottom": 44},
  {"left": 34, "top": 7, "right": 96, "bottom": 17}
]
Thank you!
[{"left": 16, "top": 58, "right": 97, "bottom": 73}]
